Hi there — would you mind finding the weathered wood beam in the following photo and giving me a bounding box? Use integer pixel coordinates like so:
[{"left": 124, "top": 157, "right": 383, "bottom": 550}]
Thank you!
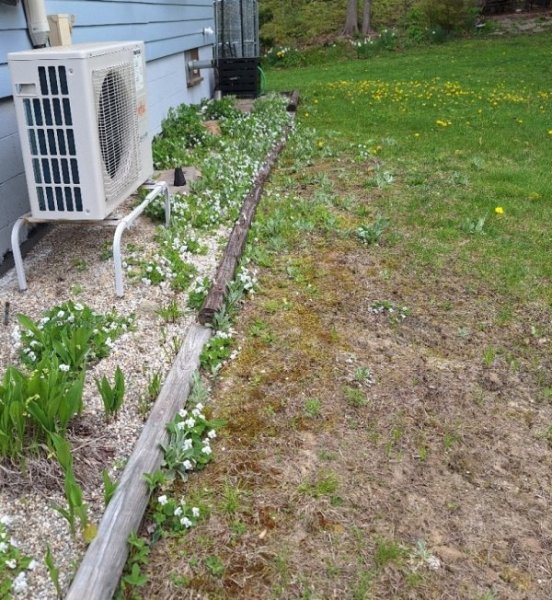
[
  {"left": 66, "top": 323, "right": 212, "bottom": 600},
  {"left": 198, "top": 97, "right": 298, "bottom": 325},
  {"left": 286, "top": 90, "right": 300, "bottom": 112}
]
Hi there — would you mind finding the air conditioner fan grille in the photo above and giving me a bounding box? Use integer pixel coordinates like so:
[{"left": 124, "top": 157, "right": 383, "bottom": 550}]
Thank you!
[{"left": 93, "top": 63, "right": 140, "bottom": 203}]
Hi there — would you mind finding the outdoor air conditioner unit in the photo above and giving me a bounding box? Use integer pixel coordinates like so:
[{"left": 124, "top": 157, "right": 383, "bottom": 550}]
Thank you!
[{"left": 8, "top": 41, "right": 153, "bottom": 220}]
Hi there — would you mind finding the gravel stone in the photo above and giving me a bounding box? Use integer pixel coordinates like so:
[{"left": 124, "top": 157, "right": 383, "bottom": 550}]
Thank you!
[{"left": 0, "top": 189, "right": 226, "bottom": 598}]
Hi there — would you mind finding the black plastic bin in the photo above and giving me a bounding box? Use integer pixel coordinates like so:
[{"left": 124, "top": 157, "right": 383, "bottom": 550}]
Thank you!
[{"left": 217, "top": 58, "right": 260, "bottom": 98}]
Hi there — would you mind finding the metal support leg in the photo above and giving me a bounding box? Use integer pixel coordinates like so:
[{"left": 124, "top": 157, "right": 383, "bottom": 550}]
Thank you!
[
  {"left": 113, "top": 182, "right": 170, "bottom": 297},
  {"left": 164, "top": 185, "right": 171, "bottom": 228},
  {"left": 11, "top": 216, "right": 28, "bottom": 292}
]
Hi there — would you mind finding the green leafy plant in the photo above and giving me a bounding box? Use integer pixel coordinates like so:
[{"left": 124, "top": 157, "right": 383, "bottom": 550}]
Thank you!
[
  {"left": 189, "top": 372, "right": 209, "bottom": 406},
  {"left": 147, "top": 370, "right": 162, "bottom": 402},
  {"left": 16, "top": 301, "right": 133, "bottom": 370},
  {"left": 151, "top": 494, "right": 202, "bottom": 536},
  {"left": 95, "top": 367, "right": 126, "bottom": 420},
  {"left": 419, "top": 0, "right": 478, "bottom": 33},
  {"left": 99, "top": 241, "right": 113, "bottom": 261},
  {"left": 343, "top": 385, "right": 368, "bottom": 407},
  {"left": 156, "top": 299, "right": 183, "bottom": 323},
  {"left": 298, "top": 473, "right": 339, "bottom": 498},
  {"left": 356, "top": 217, "right": 388, "bottom": 245},
  {"left": 200, "top": 96, "right": 241, "bottom": 120},
  {"left": 374, "top": 538, "right": 406, "bottom": 568},
  {"left": 355, "top": 366, "right": 374, "bottom": 385},
  {"left": 461, "top": 215, "right": 487, "bottom": 234},
  {"left": 50, "top": 433, "right": 89, "bottom": 538},
  {"left": 0, "top": 358, "right": 85, "bottom": 459},
  {"left": 118, "top": 533, "right": 150, "bottom": 595},
  {"left": 102, "top": 470, "right": 118, "bottom": 507},
  {"left": 188, "top": 276, "right": 211, "bottom": 311},
  {"left": 143, "top": 469, "right": 169, "bottom": 493},
  {"left": 160, "top": 401, "right": 224, "bottom": 481},
  {"left": 205, "top": 555, "right": 225, "bottom": 578},
  {"left": 200, "top": 331, "right": 233, "bottom": 374},
  {"left": 138, "top": 370, "right": 163, "bottom": 420},
  {"left": 304, "top": 398, "right": 322, "bottom": 418},
  {"left": 45, "top": 545, "right": 62, "bottom": 599}
]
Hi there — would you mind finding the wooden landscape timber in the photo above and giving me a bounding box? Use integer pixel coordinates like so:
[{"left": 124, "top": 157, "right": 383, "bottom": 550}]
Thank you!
[
  {"left": 198, "top": 91, "right": 299, "bottom": 325},
  {"left": 287, "top": 90, "right": 301, "bottom": 112},
  {"left": 66, "top": 323, "right": 212, "bottom": 600}
]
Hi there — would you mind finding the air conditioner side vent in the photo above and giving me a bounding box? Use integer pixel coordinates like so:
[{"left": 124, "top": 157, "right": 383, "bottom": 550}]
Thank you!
[{"left": 22, "top": 65, "right": 83, "bottom": 214}]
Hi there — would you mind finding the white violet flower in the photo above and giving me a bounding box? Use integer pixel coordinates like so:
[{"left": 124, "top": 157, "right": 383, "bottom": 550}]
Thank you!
[
  {"left": 11, "top": 571, "right": 27, "bottom": 593},
  {"left": 180, "top": 517, "right": 192, "bottom": 528}
]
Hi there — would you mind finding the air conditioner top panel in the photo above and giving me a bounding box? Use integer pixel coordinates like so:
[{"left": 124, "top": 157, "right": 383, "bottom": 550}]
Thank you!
[{"left": 8, "top": 41, "right": 143, "bottom": 62}]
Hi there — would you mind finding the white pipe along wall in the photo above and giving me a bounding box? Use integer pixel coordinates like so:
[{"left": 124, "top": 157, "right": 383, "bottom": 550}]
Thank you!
[{"left": 23, "top": 0, "right": 50, "bottom": 47}]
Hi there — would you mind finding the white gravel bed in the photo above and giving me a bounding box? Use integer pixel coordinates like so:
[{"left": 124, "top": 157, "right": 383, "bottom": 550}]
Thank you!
[{"left": 0, "top": 190, "right": 228, "bottom": 598}]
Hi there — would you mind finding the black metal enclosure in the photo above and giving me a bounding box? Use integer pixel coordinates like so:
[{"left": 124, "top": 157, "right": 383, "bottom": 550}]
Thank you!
[{"left": 214, "top": 0, "right": 260, "bottom": 98}]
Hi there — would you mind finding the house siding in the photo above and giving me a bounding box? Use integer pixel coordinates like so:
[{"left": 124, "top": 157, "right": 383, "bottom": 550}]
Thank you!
[{"left": 0, "top": 0, "right": 215, "bottom": 262}]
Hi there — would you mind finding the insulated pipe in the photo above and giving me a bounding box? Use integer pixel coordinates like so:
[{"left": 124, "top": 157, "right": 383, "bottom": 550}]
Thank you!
[
  {"left": 188, "top": 59, "right": 216, "bottom": 70},
  {"left": 22, "top": 0, "right": 50, "bottom": 47}
]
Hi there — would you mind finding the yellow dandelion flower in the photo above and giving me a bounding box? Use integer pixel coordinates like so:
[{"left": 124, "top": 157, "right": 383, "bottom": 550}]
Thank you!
[{"left": 495, "top": 206, "right": 504, "bottom": 215}]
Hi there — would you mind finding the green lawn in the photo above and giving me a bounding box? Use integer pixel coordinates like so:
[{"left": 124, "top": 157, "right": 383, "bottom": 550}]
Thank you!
[
  {"left": 267, "top": 33, "right": 552, "bottom": 307},
  {"left": 141, "top": 33, "right": 552, "bottom": 599}
]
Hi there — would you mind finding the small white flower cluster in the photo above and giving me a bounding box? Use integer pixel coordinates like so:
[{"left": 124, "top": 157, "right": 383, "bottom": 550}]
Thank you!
[
  {"left": 141, "top": 260, "right": 167, "bottom": 286},
  {"left": 215, "top": 329, "right": 234, "bottom": 340},
  {"left": 170, "top": 403, "right": 217, "bottom": 473},
  {"left": 189, "top": 276, "right": 209, "bottom": 297},
  {"left": 369, "top": 301, "right": 409, "bottom": 320},
  {"left": 237, "top": 265, "right": 258, "bottom": 292},
  {"left": 355, "top": 143, "right": 371, "bottom": 162},
  {"left": 156, "top": 495, "right": 201, "bottom": 529},
  {"left": 144, "top": 96, "right": 288, "bottom": 297},
  {"left": 0, "top": 517, "right": 37, "bottom": 595},
  {"left": 265, "top": 46, "right": 293, "bottom": 58},
  {"left": 352, "top": 38, "right": 377, "bottom": 48},
  {"left": 11, "top": 327, "right": 22, "bottom": 351}
]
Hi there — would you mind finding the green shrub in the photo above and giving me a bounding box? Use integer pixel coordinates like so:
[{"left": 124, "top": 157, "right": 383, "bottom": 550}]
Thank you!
[
  {"left": 418, "top": 0, "right": 479, "bottom": 32},
  {"left": 404, "top": 5, "right": 430, "bottom": 43},
  {"left": 152, "top": 103, "right": 209, "bottom": 168},
  {"left": 372, "top": 0, "right": 417, "bottom": 29},
  {"left": 199, "top": 96, "right": 240, "bottom": 121}
]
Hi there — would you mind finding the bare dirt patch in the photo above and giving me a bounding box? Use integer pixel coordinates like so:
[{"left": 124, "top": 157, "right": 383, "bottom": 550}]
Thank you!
[{"left": 143, "top": 158, "right": 552, "bottom": 599}]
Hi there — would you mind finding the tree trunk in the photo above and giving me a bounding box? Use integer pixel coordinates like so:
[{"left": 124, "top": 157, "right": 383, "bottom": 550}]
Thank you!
[
  {"left": 362, "top": 0, "right": 372, "bottom": 35},
  {"left": 343, "top": 0, "right": 359, "bottom": 36}
]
